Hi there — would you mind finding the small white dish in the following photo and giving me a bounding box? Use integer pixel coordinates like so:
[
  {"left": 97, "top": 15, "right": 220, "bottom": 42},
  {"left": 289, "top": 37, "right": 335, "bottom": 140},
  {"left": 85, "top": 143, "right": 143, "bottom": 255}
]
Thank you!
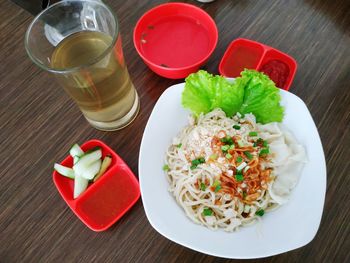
[{"left": 139, "top": 83, "right": 326, "bottom": 259}]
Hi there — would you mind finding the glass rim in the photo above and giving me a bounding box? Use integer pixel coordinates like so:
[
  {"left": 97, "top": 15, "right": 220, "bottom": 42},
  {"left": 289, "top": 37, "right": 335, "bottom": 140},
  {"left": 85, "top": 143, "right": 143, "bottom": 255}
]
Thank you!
[{"left": 24, "top": 0, "right": 119, "bottom": 74}]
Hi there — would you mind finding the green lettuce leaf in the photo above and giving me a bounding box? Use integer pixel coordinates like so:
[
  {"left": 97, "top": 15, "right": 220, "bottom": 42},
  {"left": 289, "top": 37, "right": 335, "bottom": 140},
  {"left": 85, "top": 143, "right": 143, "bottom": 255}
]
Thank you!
[
  {"left": 182, "top": 70, "right": 244, "bottom": 117},
  {"left": 238, "top": 69, "right": 284, "bottom": 123},
  {"left": 181, "top": 69, "right": 284, "bottom": 123},
  {"left": 181, "top": 70, "right": 215, "bottom": 116},
  {"left": 211, "top": 75, "right": 244, "bottom": 117}
]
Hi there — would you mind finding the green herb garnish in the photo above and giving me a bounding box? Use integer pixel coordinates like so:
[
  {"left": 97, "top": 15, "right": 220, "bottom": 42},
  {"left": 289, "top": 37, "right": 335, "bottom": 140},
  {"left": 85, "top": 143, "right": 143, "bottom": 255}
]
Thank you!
[
  {"left": 212, "top": 180, "right": 222, "bottom": 192},
  {"left": 213, "top": 180, "right": 220, "bottom": 187},
  {"left": 255, "top": 209, "right": 265, "bottom": 216},
  {"left": 191, "top": 157, "right": 205, "bottom": 169},
  {"left": 235, "top": 174, "right": 244, "bottom": 182},
  {"left": 221, "top": 145, "right": 229, "bottom": 152},
  {"left": 221, "top": 136, "right": 234, "bottom": 145},
  {"left": 259, "top": 148, "right": 270, "bottom": 156},
  {"left": 244, "top": 151, "right": 253, "bottom": 160},
  {"left": 237, "top": 140, "right": 244, "bottom": 147},
  {"left": 162, "top": 164, "right": 170, "bottom": 171},
  {"left": 236, "top": 156, "right": 243, "bottom": 163},
  {"left": 200, "top": 183, "right": 206, "bottom": 191},
  {"left": 176, "top": 143, "right": 182, "bottom": 148},
  {"left": 226, "top": 153, "right": 232, "bottom": 159},
  {"left": 214, "top": 185, "right": 222, "bottom": 192},
  {"left": 249, "top": 131, "right": 258, "bottom": 136},
  {"left": 203, "top": 208, "right": 213, "bottom": 216},
  {"left": 209, "top": 154, "right": 218, "bottom": 160},
  {"left": 233, "top": 125, "right": 241, "bottom": 130}
]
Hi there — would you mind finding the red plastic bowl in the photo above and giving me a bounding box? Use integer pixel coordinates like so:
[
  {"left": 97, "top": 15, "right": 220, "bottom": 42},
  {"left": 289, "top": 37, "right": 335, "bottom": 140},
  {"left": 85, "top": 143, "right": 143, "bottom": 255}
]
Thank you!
[
  {"left": 219, "top": 38, "right": 297, "bottom": 90},
  {"left": 53, "top": 139, "right": 140, "bottom": 232},
  {"left": 133, "top": 2, "right": 218, "bottom": 79}
]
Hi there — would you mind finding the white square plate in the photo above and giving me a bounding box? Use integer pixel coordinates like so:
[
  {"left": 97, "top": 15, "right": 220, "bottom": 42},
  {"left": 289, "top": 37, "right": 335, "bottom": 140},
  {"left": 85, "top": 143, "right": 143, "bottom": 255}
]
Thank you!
[{"left": 139, "top": 83, "right": 326, "bottom": 259}]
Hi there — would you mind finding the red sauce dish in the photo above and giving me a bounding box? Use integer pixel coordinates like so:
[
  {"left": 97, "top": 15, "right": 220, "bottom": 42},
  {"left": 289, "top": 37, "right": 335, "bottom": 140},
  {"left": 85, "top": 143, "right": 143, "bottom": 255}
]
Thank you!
[
  {"left": 53, "top": 139, "right": 140, "bottom": 232},
  {"left": 219, "top": 38, "right": 297, "bottom": 90}
]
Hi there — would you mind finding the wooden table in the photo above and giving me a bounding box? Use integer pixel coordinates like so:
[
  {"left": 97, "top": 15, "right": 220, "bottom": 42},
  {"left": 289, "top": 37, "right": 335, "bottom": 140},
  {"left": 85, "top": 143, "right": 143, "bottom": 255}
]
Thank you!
[{"left": 1, "top": 0, "right": 349, "bottom": 262}]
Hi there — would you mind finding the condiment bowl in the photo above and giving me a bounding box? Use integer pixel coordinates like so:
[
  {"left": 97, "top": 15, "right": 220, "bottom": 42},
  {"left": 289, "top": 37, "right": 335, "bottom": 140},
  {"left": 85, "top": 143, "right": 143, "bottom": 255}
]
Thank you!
[
  {"left": 53, "top": 139, "right": 140, "bottom": 231},
  {"left": 133, "top": 2, "right": 218, "bottom": 79},
  {"left": 219, "top": 38, "right": 297, "bottom": 90}
]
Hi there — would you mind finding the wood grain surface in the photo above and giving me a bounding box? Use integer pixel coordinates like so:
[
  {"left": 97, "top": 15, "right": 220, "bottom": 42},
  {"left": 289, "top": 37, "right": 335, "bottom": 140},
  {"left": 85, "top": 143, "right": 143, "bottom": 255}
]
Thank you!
[{"left": 1, "top": 0, "right": 349, "bottom": 262}]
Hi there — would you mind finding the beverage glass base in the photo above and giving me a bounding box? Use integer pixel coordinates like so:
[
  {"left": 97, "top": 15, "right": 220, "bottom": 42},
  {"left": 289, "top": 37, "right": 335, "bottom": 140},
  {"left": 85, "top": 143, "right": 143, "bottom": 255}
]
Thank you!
[{"left": 85, "top": 92, "right": 140, "bottom": 131}]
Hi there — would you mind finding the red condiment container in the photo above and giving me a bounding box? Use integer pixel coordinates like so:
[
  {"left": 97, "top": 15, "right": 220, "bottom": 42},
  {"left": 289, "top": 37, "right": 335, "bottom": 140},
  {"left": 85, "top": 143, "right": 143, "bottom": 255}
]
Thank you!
[
  {"left": 53, "top": 139, "right": 140, "bottom": 232},
  {"left": 219, "top": 38, "right": 297, "bottom": 90}
]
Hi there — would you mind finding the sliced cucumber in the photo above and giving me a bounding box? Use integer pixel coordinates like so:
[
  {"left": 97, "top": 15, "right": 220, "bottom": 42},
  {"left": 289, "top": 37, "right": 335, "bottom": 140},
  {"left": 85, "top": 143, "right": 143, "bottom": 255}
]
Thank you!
[
  {"left": 54, "top": 163, "right": 75, "bottom": 179},
  {"left": 73, "top": 149, "right": 102, "bottom": 176},
  {"left": 73, "top": 156, "right": 80, "bottom": 165},
  {"left": 74, "top": 174, "right": 89, "bottom": 199},
  {"left": 93, "top": 155, "right": 112, "bottom": 182},
  {"left": 70, "top": 144, "right": 84, "bottom": 158},
  {"left": 81, "top": 159, "right": 101, "bottom": 180}
]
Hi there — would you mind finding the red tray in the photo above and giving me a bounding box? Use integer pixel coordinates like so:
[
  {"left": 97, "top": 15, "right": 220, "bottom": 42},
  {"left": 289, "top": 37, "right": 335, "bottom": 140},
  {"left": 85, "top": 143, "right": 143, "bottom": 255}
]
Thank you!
[
  {"left": 53, "top": 139, "right": 140, "bottom": 232},
  {"left": 219, "top": 38, "right": 297, "bottom": 90}
]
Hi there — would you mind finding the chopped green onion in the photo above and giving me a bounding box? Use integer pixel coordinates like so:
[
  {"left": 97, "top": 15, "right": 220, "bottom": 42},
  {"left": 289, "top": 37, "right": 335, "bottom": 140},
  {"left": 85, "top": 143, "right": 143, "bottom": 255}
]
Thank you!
[
  {"left": 176, "top": 143, "right": 182, "bottom": 148},
  {"left": 209, "top": 154, "right": 218, "bottom": 160},
  {"left": 243, "top": 165, "right": 250, "bottom": 173},
  {"left": 249, "top": 131, "right": 258, "bottom": 137},
  {"left": 233, "top": 125, "right": 241, "bottom": 130},
  {"left": 192, "top": 159, "right": 200, "bottom": 166},
  {"left": 255, "top": 138, "right": 268, "bottom": 148},
  {"left": 236, "top": 156, "right": 243, "bottom": 163},
  {"left": 213, "top": 180, "right": 220, "bottom": 187},
  {"left": 235, "top": 174, "right": 244, "bottom": 182},
  {"left": 237, "top": 140, "right": 244, "bottom": 147},
  {"left": 229, "top": 144, "right": 235, "bottom": 150},
  {"left": 259, "top": 148, "right": 270, "bottom": 156},
  {"left": 191, "top": 157, "right": 206, "bottom": 169},
  {"left": 221, "top": 136, "right": 234, "bottom": 145},
  {"left": 225, "top": 153, "right": 232, "bottom": 159},
  {"left": 162, "top": 164, "right": 170, "bottom": 171},
  {"left": 213, "top": 180, "right": 221, "bottom": 192},
  {"left": 221, "top": 145, "right": 229, "bottom": 152},
  {"left": 203, "top": 208, "right": 213, "bottom": 216},
  {"left": 200, "top": 183, "right": 206, "bottom": 191},
  {"left": 255, "top": 209, "right": 265, "bottom": 216},
  {"left": 214, "top": 185, "right": 222, "bottom": 192},
  {"left": 236, "top": 161, "right": 247, "bottom": 171},
  {"left": 244, "top": 151, "right": 253, "bottom": 160},
  {"left": 236, "top": 169, "right": 243, "bottom": 175}
]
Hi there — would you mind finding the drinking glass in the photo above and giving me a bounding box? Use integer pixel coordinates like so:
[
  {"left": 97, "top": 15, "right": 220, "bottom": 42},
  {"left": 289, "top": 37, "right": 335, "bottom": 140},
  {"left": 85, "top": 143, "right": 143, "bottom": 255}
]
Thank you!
[{"left": 25, "top": 0, "right": 140, "bottom": 131}]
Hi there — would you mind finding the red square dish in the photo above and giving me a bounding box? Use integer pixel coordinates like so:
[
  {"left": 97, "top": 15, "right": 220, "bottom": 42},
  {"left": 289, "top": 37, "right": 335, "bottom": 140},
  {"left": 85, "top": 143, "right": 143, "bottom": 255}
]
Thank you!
[
  {"left": 53, "top": 139, "right": 140, "bottom": 232},
  {"left": 219, "top": 38, "right": 297, "bottom": 90}
]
